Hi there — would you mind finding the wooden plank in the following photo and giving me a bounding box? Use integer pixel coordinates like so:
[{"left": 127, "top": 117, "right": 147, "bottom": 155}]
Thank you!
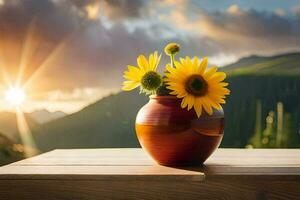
[
  {"left": 0, "top": 149, "right": 299, "bottom": 200},
  {"left": 0, "top": 148, "right": 204, "bottom": 181},
  {"left": 0, "top": 165, "right": 203, "bottom": 181},
  {"left": 11, "top": 148, "right": 154, "bottom": 166},
  {"left": 0, "top": 179, "right": 299, "bottom": 200},
  {"left": 10, "top": 148, "right": 300, "bottom": 166},
  {"left": 5, "top": 149, "right": 300, "bottom": 176},
  {"left": 202, "top": 149, "right": 300, "bottom": 177}
]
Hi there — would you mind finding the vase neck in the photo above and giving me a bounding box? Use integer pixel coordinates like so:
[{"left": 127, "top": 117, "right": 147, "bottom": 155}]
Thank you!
[{"left": 149, "top": 95, "right": 182, "bottom": 105}]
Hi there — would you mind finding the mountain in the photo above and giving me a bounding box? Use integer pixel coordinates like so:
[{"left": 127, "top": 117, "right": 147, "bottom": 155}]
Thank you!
[
  {"left": 32, "top": 92, "right": 148, "bottom": 151},
  {"left": 31, "top": 52, "right": 300, "bottom": 151},
  {"left": 29, "top": 109, "right": 66, "bottom": 124},
  {"left": 222, "top": 52, "right": 300, "bottom": 75},
  {"left": 0, "top": 112, "right": 39, "bottom": 142},
  {"left": 0, "top": 109, "right": 63, "bottom": 141}
]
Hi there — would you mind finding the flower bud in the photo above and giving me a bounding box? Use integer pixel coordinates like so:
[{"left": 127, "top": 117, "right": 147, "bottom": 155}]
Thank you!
[{"left": 164, "top": 43, "right": 180, "bottom": 56}]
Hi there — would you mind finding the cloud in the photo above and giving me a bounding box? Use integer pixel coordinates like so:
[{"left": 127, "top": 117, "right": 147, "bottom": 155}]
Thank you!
[
  {"left": 0, "top": 0, "right": 87, "bottom": 86},
  {"left": 101, "top": 0, "right": 146, "bottom": 20},
  {"left": 0, "top": 0, "right": 300, "bottom": 112},
  {"left": 0, "top": 0, "right": 177, "bottom": 112},
  {"left": 0, "top": 0, "right": 155, "bottom": 90},
  {"left": 85, "top": 1, "right": 101, "bottom": 20},
  {"left": 292, "top": 6, "right": 300, "bottom": 17},
  {"left": 274, "top": 8, "right": 285, "bottom": 17},
  {"left": 162, "top": 4, "right": 300, "bottom": 57},
  {"left": 226, "top": 4, "right": 242, "bottom": 15},
  {"left": 157, "top": 0, "right": 189, "bottom": 8}
]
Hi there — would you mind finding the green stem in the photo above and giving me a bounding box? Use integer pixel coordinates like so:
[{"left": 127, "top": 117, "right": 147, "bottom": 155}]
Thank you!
[{"left": 170, "top": 54, "right": 175, "bottom": 68}]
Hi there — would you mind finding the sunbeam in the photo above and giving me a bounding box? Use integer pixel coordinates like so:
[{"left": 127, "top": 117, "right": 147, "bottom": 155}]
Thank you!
[
  {"left": 20, "top": 11, "right": 90, "bottom": 91},
  {"left": 23, "top": 36, "right": 69, "bottom": 90},
  {"left": 0, "top": 60, "right": 12, "bottom": 88},
  {"left": 16, "top": 108, "right": 39, "bottom": 157},
  {"left": 16, "top": 19, "right": 39, "bottom": 87},
  {"left": 23, "top": 25, "right": 82, "bottom": 90}
]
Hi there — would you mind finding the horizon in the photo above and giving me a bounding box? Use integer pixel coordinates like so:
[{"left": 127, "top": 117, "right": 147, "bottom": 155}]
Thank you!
[{"left": 1, "top": 50, "right": 300, "bottom": 115}]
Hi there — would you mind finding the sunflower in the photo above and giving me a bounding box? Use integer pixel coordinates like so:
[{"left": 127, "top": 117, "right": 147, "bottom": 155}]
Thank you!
[
  {"left": 122, "top": 51, "right": 162, "bottom": 94},
  {"left": 165, "top": 56, "right": 230, "bottom": 117}
]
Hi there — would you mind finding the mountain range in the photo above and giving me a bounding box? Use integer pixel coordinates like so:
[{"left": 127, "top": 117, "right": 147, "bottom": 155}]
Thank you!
[
  {"left": 29, "top": 109, "right": 66, "bottom": 124},
  {"left": 222, "top": 52, "right": 300, "bottom": 75},
  {"left": 29, "top": 52, "right": 300, "bottom": 151}
]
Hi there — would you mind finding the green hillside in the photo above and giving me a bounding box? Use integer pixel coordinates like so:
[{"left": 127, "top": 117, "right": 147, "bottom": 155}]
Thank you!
[
  {"left": 222, "top": 52, "right": 300, "bottom": 75},
  {"left": 31, "top": 52, "right": 300, "bottom": 151},
  {"left": 32, "top": 92, "right": 148, "bottom": 151},
  {"left": 0, "top": 132, "right": 24, "bottom": 165}
]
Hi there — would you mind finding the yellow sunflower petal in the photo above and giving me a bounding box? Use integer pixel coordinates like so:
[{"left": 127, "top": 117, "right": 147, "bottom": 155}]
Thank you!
[
  {"left": 207, "top": 93, "right": 225, "bottom": 104},
  {"left": 193, "top": 56, "right": 199, "bottom": 73},
  {"left": 220, "top": 82, "right": 229, "bottom": 87},
  {"left": 123, "top": 65, "right": 143, "bottom": 81},
  {"left": 174, "top": 60, "right": 183, "bottom": 69},
  {"left": 179, "top": 57, "right": 186, "bottom": 66},
  {"left": 181, "top": 96, "right": 189, "bottom": 109},
  {"left": 155, "top": 53, "right": 162, "bottom": 70},
  {"left": 122, "top": 81, "right": 140, "bottom": 91},
  {"left": 168, "top": 85, "right": 188, "bottom": 97},
  {"left": 137, "top": 55, "right": 149, "bottom": 71},
  {"left": 194, "top": 98, "right": 202, "bottom": 117},
  {"left": 219, "top": 99, "right": 226, "bottom": 104},
  {"left": 186, "top": 95, "right": 194, "bottom": 110},
  {"left": 166, "top": 64, "right": 176, "bottom": 73},
  {"left": 164, "top": 76, "right": 185, "bottom": 84},
  {"left": 199, "top": 57, "right": 208, "bottom": 74},
  {"left": 149, "top": 54, "right": 154, "bottom": 70},
  {"left": 204, "top": 66, "right": 218, "bottom": 79},
  {"left": 176, "top": 93, "right": 187, "bottom": 98},
  {"left": 205, "top": 96, "right": 222, "bottom": 110},
  {"left": 165, "top": 64, "right": 187, "bottom": 82},
  {"left": 212, "top": 87, "right": 230, "bottom": 95},
  {"left": 186, "top": 56, "right": 196, "bottom": 74},
  {"left": 201, "top": 97, "right": 213, "bottom": 115},
  {"left": 208, "top": 72, "right": 226, "bottom": 82}
]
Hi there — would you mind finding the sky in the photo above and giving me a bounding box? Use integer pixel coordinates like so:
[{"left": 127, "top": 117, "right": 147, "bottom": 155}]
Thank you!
[{"left": 0, "top": 0, "right": 299, "bottom": 113}]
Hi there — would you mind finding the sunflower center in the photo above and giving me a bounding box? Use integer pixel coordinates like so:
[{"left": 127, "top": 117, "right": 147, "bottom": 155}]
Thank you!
[
  {"left": 185, "top": 74, "right": 208, "bottom": 96},
  {"left": 141, "top": 71, "right": 162, "bottom": 91}
]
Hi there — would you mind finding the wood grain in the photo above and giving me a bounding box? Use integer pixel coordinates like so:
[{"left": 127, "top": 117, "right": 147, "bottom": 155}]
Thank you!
[
  {"left": 0, "top": 148, "right": 299, "bottom": 200},
  {"left": 0, "top": 178, "right": 299, "bottom": 200}
]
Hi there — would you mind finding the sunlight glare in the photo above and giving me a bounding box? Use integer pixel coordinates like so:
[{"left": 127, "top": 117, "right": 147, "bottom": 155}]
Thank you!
[{"left": 5, "top": 87, "right": 26, "bottom": 107}]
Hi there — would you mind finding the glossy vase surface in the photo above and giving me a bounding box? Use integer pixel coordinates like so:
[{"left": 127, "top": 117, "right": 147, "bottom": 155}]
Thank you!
[{"left": 135, "top": 95, "right": 224, "bottom": 166}]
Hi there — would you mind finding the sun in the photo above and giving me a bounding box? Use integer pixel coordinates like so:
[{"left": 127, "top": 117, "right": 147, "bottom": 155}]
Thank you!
[{"left": 4, "top": 87, "right": 27, "bottom": 107}]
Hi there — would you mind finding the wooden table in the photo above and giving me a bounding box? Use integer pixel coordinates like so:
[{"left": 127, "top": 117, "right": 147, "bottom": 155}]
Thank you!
[{"left": 0, "top": 148, "right": 299, "bottom": 200}]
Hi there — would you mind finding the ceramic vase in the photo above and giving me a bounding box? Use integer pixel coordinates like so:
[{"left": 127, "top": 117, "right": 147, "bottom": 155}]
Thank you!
[{"left": 135, "top": 95, "right": 224, "bottom": 166}]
